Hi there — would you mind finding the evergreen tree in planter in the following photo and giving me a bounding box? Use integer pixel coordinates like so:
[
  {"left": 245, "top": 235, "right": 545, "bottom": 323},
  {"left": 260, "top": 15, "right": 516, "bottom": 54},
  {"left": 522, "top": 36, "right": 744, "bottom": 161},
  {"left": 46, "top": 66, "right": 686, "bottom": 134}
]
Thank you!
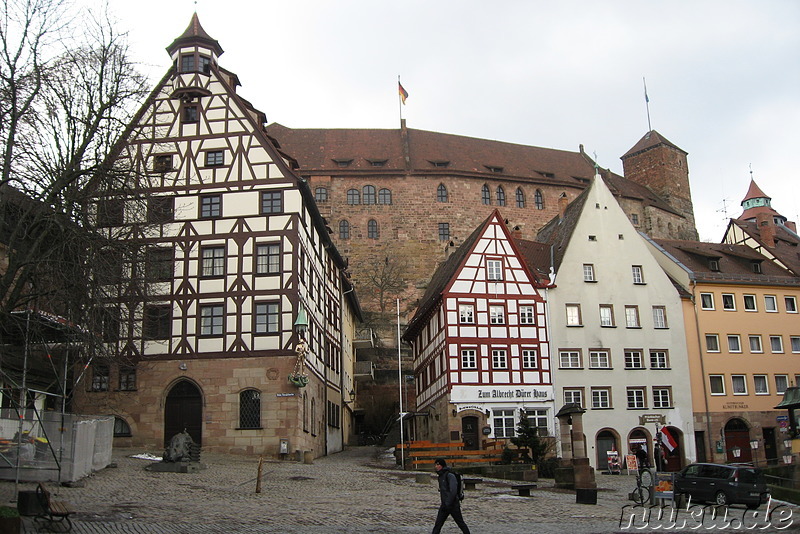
[{"left": 510, "top": 413, "right": 546, "bottom": 464}]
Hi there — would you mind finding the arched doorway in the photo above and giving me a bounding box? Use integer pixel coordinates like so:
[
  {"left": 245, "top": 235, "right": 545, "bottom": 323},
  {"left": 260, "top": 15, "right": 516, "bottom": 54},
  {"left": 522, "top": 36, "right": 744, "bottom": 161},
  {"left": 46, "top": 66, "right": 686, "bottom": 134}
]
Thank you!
[
  {"left": 628, "top": 428, "right": 651, "bottom": 469},
  {"left": 596, "top": 429, "right": 618, "bottom": 472},
  {"left": 461, "top": 416, "right": 479, "bottom": 450},
  {"left": 660, "top": 426, "right": 683, "bottom": 472},
  {"left": 724, "top": 418, "right": 752, "bottom": 463},
  {"left": 164, "top": 380, "right": 203, "bottom": 446}
]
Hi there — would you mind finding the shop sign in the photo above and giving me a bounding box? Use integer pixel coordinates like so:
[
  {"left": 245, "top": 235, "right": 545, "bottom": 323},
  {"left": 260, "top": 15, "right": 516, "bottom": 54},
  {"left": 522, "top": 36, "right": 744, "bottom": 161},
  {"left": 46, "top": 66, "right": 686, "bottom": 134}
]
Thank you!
[{"left": 450, "top": 385, "right": 553, "bottom": 403}]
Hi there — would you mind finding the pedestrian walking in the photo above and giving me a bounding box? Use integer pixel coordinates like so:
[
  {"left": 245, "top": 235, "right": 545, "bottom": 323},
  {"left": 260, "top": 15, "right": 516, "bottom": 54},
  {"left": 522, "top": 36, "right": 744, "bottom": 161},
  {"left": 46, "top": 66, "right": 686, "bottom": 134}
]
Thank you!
[{"left": 431, "top": 458, "right": 470, "bottom": 534}]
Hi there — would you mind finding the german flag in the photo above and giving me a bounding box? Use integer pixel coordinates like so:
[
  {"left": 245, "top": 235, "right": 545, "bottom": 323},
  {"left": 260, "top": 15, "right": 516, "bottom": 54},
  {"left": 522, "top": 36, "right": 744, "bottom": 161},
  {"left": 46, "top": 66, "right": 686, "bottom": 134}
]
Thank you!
[{"left": 398, "top": 82, "right": 408, "bottom": 104}]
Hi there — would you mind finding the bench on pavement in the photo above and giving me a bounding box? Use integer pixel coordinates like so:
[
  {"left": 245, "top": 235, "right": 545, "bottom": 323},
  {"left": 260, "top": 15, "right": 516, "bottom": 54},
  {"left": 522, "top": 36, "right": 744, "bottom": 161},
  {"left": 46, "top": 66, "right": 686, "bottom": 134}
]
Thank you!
[
  {"left": 36, "top": 482, "right": 75, "bottom": 532},
  {"left": 463, "top": 478, "right": 483, "bottom": 491},
  {"left": 511, "top": 483, "right": 537, "bottom": 497}
]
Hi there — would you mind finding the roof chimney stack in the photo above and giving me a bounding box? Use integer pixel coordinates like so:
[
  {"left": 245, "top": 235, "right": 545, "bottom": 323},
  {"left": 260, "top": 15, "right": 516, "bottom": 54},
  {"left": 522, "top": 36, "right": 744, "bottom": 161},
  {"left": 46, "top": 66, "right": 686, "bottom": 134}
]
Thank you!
[
  {"left": 756, "top": 212, "right": 776, "bottom": 248},
  {"left": 558, "top": 193, "right": 569, "bottom": 220}
]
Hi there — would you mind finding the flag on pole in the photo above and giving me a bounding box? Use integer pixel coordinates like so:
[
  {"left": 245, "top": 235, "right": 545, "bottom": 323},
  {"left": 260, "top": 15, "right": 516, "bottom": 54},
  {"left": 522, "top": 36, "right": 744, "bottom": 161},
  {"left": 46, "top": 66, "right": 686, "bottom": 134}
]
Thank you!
[
  {"left": 398, "top": 82, "right": 409, "bottom": 105},
  {"left": 660, "top": 426, "right": 678, "bottom": 452}
]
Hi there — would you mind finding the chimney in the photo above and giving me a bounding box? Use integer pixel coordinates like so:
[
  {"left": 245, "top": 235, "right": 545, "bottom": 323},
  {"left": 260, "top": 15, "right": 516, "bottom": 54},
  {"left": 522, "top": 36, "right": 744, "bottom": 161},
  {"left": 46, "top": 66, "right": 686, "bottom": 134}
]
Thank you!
[
  {"left": 558, "top": 193, "right": 569, "bottom": 219},
  {"left": 756, "top": 212, "right": 776, "bottom": 248},
  {"left": 785, "top": 220, "right": 797, "bottom": 233},
  {"left": 511, "top": 225, "right": 522, "bottom": 240}
]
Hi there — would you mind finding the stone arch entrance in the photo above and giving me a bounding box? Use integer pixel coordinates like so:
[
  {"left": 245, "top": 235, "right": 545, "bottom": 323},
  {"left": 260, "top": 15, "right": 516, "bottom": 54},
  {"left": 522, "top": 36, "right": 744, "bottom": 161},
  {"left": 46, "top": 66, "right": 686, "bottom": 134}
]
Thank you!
[
  {"left": 628, "top": 427, "right": 652, "bottom": 468},
  {"left": 660, "top": 426, "right": 683, "bottom": 472},
  {"left": 596, "top": 429, "right": 620, "bottom": 472},
  {"left": 724, "top": 418, "right": 752, "bottom": 463},
  {"left": 164, "top": 379, "right": 203, "bottom": 447}
]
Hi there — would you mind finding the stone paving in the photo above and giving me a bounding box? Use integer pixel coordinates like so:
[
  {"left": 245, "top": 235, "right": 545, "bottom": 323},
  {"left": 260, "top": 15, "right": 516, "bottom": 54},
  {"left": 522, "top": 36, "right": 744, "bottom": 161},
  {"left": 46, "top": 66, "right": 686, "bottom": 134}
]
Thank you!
[{"left": 1, "top": 446, "right": 797, "bottom": 533}]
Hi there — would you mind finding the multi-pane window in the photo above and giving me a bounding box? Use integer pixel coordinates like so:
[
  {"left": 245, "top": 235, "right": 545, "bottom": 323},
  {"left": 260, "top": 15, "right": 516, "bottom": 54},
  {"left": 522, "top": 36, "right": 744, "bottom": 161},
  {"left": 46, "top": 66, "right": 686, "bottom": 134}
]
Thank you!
[
  {"left": 652, "top": 306, "right": 668, "bottom": 328},
  {"left": 743, "top": 294, "right": 757, "bottom": 311},
  {"left": 119, "top": 367, "right": 136, "bottom": 391},
  {"left": 153, "top": 154, "right": 173, "bottom": 172},
  {"left": 749, "top": 335, "right": 763, "bottom": 353},
  {"left": 776, "top": 375, "right": 789, "bottom": 394},
  {"left": 653, "top": 387, "right": 672, "bottom": 408},
  {"left": 624, "top": 350, "right": 644, "bottom": 369},
  {"left": 786, "top": 296, "right": 798, "bottom": 313},
  {"left": 180, "top": 54, "right": 195, "bottom": 72},
  {"left": 339, "top": 220, "right": 350, "bottom": 239},
  {"left": 650, "top": 350, "right": 669, "bottom": 369},
  {"left": 516, "top": 188, "right": 525, "bottom": 208},
  {"left": 91, "top": 365, "right": 109, "bottom": 392},
  {"left": 256, "top": 244, "right": 280, "bottom": 274},
  {"left": 182, "top": 105, "right": 198, "bottom": 123},
  {"left": 534, "top": 189, "right": 544, "bottom": 209},
  {"left": 347, "top": 189, "right": 360, "bottom": 204},
  {"left": 489, "top": 306, "right": 505, "bottom": 324},
  {"left": 200, "top": 304, "right": 224, "bottom": 336},
  {"left": 200, "top": 194, "right": 221, "bottom": 218},
  {"left": 496, "top": 186, "right": 506, "bottom": 206},
  {"left": 199, "top": 55, "right": 211, "bottom": 74},
  {"left": 599, "top": 305, "right": 614, "bottom": 327},
  {"left": 770, "top": 335, "right": 784, "bottom": 353},
  {"left": 481, "top": 185, "right": 491, "bottom": 205},
  {"left": 254, "top": 302, "right": 279, "bottom": 334},
  {"left": 315, "top": 187, "right": 328, "bottom": 202},
  {"left": 438, "top": 223, "right": 450, "bottom": 241},
  {"left": 378, "top": 188, "right": 392, "bottom": 205},
  {"left": 143, "top": 305, "right": 171, "bottom": 340},
  {"left": 631, "top": 213, "right": 640, "bottom": 226},
  {"left": 626, "top": 387, "right": 646, "bottom": 409},
  {"left": 461, "top": 349, "right": 477, "bottom": 369},
  {"left": 754, "top": 375, "right": 769, "bottom": 395},
  {"left": 145, "top": 247, "right": 174, "bottom": 282},
  {"left": 731, "top": 375, "right": 747, "bottom": 395},
  {"left": 583, "top": 264, "right": 596, "bottom": 282},
  {"left": 589, "top": 350, "right": 610, "bottom": 369},
  {"left": 205, "top": 150, "right": 224, "bottom": 166},
  {"left": 362, "top": 185, "right": 376, "bottom": 205},
  {"left": 722, "top": 294, "right": 735, "bottom": 310},
  {"left": 201, "top": 246, "right": 225, "bottom": 277},
  {"left": 565, "top": 304, "right": 582, "bottom": 326},
  {"left": 147, "top": 197, "right": 174, "bottom": 224},
  {"left": 97, "top": 198, "right": 124, "bottom": 227},
  {"left": 559, "top": 350, "right": 581, "bottom": 368},
  {"left": 486, "top": 259, "right": 503, "bottom": 280},
  {"left": 492, "top": 349, "right": 508, "bottom": 369},
  {"left": 522, "top": 349, "right": 538, "bottom": 369},
  {"left": 519, "top": 306, "right": 535, "bottom": 325},
  {"left": 709, "top": 375, "right": 725, "bottom": 395},
  {"left": 700, "top": 293, "right": 714, "bottom": 310},
  {"left": 791, "top": 336, "right": 800, "bottom": 353},
  {"left": 625, "top": 306, "right": 640, "bottom": 328},
  {"left": 367, "top": 219, "right": 379, "bottom": 239},
  {"left": 260, "top": 191, "right": 283, "bottom": 214},
  {"left": 437, "top": 184, "right": 448, "bottom": 202},
  {"left": 525, "top": 409, "right": 549, "bottom": 437},
  {"left": 631, "top": 265, "right": 644, "bottom": 284},
  {"left": 239, "top": 389, "right": 261, "bottom": 429},
  {"left": 765, "top": 295, "right": 778, "bottom": 312},
  {"left": 728, "top": 335, "right": 742, "bottom": 353},
  {"left": 459, "top": 304, "right": 475, "bottom": 324},
  {"left": 493, "top": 409, "right": 516, "bottom": 438},
  {"left": 591, "top": 388, "right": 611, "bottom": 409},
  {"left": 564, "top": 389, "right": 583, "bottom": 407},
  {"left": 705, "top": 334, "right": 720, "bottom": 352}
]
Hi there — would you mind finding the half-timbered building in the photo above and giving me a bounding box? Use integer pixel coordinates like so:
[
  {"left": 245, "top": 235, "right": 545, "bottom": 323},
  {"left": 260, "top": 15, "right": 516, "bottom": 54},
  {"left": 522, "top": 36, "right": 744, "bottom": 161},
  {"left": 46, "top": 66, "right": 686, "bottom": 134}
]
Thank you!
[
  {"left": 73, "top": 15, "right": 360, "bottom": 457},
  {"left": 402, "top": 210, "right": 553, "bottom": 449}
]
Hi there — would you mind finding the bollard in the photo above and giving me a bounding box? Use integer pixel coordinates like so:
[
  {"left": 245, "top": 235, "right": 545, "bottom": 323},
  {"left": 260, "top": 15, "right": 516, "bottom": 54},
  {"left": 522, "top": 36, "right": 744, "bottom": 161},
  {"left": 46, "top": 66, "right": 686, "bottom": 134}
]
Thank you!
[
  {"left": 255, "top": 456, "right": 263, "bottom": 493},
  {"left": 303, "top": 450, "right": 314, "bottom": 464}
]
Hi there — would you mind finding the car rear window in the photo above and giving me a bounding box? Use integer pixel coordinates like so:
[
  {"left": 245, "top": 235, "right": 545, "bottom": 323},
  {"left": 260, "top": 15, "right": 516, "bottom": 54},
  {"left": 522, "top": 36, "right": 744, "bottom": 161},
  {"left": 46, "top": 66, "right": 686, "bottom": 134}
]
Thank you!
[{"left": 736, "top": 468, "right": 760, "bottom": 483}]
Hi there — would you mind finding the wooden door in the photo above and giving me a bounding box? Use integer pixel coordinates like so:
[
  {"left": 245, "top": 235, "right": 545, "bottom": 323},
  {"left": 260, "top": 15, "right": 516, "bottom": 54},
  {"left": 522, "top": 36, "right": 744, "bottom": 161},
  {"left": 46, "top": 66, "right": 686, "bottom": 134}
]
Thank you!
[{"left": 461, "top": 416, "right": 479, "bottom": 450}]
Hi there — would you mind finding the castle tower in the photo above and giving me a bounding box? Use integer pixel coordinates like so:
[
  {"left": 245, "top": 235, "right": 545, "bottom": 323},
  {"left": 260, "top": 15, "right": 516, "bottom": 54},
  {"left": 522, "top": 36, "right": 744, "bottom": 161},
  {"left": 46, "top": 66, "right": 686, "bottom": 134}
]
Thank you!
[
  {"left": 621, "top": 130, "right": 697, "bottom": 239},
  {"left": 739, "top": 178, "right": 787, "bottom": 225}
]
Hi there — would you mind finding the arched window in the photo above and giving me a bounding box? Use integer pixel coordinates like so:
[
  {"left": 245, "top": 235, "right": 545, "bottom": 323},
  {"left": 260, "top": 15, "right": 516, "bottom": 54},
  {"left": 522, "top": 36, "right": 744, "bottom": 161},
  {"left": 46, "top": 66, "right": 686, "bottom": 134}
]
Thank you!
[
  {"left": 534, "top": 189, "right": 544, "bottom": 210},
  {"left": 516, "top": 187, "right": 525, "bottom": 208},
  {"left": 496, "top": 186, "right": 506, "bottom": 206},
  {"left": 363, "top": 185, "right": 376, "bottom": 204},
  {"left": 368, "top": 219, "right": 379, "bottom": 239},
  {"left": 378, "top": 188, "right": 392, "bottom": 205},
  {"left": 314, "top": 187, "right": 328, "bottom": 203},
  {"left": 239, "top": 389, "right": 261, "bottom": 429},
  {"left": 437, "top": 183, "right": 448, "bottom": 203},
  {"left": 113, "top": 416, "right": 132, "bottom": 437},
  {"left": 339, "top": 220, "right": 350, "bottom": 240},
  {"left": 347, "top": 189, "right": 360, "bottom": 205},
  {"left": 481, "top": 184, "right": 491, "bottom": 205}
]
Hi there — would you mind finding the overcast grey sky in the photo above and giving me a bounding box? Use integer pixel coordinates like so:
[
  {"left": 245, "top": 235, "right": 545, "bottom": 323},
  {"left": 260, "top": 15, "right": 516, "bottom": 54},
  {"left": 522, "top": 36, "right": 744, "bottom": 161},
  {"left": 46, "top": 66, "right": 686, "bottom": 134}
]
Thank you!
[{"left": 100, "top": 0, "right": 799, "bottom": 241}]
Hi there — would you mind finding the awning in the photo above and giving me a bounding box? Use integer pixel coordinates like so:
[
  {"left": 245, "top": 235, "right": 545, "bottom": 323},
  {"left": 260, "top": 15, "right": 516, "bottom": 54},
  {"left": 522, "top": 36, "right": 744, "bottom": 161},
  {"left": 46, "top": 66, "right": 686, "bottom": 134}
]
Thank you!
[{"left": 775, "top": 387, "right": 800, "bottom": 409}]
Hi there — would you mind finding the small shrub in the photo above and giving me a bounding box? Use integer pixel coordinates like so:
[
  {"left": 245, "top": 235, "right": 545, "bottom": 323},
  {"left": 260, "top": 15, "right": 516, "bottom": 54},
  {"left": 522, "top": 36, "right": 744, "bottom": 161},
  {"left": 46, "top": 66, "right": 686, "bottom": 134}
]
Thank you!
[
  {"left": 538, "top": 457, "right": 560, "bottom": 478},
  {"left": 0, "top": 506, "right": 20, "bottom": 518}
]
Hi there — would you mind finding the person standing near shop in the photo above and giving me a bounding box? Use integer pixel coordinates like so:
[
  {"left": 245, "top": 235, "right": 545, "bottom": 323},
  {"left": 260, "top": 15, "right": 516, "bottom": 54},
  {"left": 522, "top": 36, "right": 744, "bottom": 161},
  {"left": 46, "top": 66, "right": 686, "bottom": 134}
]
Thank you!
[{"left": 431, "top": 458, "right": 471, "bottom": 534}]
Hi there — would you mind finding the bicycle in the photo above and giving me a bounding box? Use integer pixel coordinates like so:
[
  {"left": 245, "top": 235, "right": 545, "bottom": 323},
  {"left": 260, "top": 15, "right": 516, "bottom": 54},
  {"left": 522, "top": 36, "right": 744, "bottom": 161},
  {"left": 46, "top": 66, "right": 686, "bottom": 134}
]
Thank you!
[{"left": 632, "top": 467, "right": 653, "bottom": 505}]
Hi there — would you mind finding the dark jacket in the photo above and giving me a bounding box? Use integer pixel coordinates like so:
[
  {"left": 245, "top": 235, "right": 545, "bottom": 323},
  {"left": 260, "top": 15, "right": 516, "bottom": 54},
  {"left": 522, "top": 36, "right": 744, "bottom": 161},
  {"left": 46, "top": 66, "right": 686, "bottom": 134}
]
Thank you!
[{"left": 437, "top": 467, "right": 459, "bottom": 508}]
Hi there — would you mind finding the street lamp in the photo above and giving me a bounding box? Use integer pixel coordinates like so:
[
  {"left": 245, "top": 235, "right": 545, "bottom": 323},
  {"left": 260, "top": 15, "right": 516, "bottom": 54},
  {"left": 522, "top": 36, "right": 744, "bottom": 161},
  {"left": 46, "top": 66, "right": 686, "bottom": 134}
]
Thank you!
[
  {"left": 731, "top": 445, "right": 742, "bottom": 459},
  {"left": 750, "top": 438, "right": 759, "bottom": 467},
  {"left": 784, "top": 439, "right": 794, "bottom": 465}
]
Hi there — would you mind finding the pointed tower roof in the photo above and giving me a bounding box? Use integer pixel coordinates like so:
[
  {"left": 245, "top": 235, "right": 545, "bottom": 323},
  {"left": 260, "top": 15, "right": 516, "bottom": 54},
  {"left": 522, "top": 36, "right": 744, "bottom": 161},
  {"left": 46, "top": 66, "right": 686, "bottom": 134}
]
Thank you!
[
  {"left": 742, "top": 178, "right": 769, "bottom": 203},
  {"left": 621, "top": 130, "right": 687, "bottom": 159},
  {"left": 739, "top": 178, "right": 781, "bottom": 221},
  {"left": 166, "top": 13, "right": 223, "bottom": 56}
]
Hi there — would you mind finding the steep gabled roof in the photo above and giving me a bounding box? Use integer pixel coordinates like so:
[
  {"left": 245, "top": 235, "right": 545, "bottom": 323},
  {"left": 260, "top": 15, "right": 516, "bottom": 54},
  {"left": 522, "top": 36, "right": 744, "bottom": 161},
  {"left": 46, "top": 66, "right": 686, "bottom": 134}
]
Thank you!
[
  {"left": 726, "top": 218, "right": 800, "bottom": 275},
  {"left": 621, "top": 130, "right": 687, "bottom": 159},
  {"left": 534, "top": 185, "right": 592, "bottom": 272}
]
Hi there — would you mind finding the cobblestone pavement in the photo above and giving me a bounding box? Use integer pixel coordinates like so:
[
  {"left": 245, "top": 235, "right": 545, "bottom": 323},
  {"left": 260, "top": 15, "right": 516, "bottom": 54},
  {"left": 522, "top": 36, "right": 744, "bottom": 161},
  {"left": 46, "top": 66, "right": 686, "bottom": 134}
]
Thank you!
[{"left": 1, "top": 447, "right": 797, "bottom": 533}]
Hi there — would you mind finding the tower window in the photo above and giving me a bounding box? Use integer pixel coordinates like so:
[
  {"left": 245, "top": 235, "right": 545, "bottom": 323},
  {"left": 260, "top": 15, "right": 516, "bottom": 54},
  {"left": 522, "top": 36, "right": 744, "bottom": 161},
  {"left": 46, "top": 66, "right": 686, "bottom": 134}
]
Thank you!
[
  {"left": 437, "top": 184, "right": 448, "bottom": 203},
  {"left": 481, "top": 185, "right": 491, "bottom": 205},
  {"left": 534, "top": 190, "right": 544, "bottom": 209}
]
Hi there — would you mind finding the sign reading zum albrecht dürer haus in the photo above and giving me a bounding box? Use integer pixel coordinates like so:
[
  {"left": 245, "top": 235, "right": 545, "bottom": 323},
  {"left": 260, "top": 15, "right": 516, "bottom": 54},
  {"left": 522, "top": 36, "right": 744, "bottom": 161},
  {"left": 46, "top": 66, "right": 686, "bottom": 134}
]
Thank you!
[{"left": 450, "top": 385, "right": 554, "bottom": 404}]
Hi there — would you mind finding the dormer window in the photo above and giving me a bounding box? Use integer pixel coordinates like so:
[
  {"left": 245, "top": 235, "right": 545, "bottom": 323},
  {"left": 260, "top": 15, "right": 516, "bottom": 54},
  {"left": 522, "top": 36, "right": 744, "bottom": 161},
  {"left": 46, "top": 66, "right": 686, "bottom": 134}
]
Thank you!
[
  {"left": 485, "top": 165, "right": 503, "bottom": 173},
  {"left": 367, "top": 159, "right": 387, "bottom": 167},
  {"left": 538, "top": 171, "right": 555, "bottom": 179},
  {"left": 429, "top": 160, "right": 450, "bottom": 168},
  {"left": 709, "top": 259, "right": 720, "bottom": 271},
  {"left": 333, "top": 159, "right": 352, "bottom": 167},
  {"left": 751, "top": 261, "right": 762, "bottom": 274}
]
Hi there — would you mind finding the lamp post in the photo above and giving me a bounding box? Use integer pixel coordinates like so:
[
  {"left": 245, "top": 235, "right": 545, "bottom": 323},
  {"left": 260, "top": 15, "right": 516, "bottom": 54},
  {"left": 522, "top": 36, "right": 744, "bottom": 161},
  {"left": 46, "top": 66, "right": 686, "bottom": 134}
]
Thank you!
[
  {"left": 749, "top": 438, "right": 759, "bottom": 467},
  {"left": 784, "top": 439, "right": 794, "bottom": 465},
  {"left": 731, "top": 445, "right": 741, "bottom": 459}
]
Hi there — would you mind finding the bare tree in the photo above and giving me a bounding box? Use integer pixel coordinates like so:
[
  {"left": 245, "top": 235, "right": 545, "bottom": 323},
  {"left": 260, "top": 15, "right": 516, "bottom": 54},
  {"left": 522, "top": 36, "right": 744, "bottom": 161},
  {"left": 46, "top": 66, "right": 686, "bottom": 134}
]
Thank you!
[{"left": 360, "top": 243, "right": 410, "bottom": 313}]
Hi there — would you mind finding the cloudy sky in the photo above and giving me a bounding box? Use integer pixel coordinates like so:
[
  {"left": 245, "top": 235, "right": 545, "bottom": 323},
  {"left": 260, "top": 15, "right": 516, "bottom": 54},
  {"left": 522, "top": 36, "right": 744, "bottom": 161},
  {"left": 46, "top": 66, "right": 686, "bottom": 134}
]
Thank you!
[{"left": 97, "top": 0, "right": 798, "bottom": 241}]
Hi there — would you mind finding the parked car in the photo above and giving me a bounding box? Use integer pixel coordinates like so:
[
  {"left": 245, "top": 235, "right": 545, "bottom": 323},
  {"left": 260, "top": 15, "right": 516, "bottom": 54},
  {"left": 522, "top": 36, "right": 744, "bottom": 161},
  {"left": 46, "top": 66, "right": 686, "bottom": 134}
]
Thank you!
[{"left": 674, "top": 463, "right": 769, "bottom": 508}]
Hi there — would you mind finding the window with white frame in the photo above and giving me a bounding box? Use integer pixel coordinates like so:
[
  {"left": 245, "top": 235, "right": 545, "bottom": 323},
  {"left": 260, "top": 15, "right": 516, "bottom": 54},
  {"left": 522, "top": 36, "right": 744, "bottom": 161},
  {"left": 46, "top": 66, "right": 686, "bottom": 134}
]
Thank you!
[
  {"left": 732, "top": 375, "right": 747, "bottom": 395},
  {"left": 525, "top": 409, "right": 549, "bottom": 436},
  {"left": 709, "top": 375, "right": 725, "bottom": 395},
  {"left": 624, "top": 350, "right": 644, "bottom": 369},
  {"left": 519, "top": 305, "right": 535, "bottom": 325},
  {"left": 589, "top": 350, "right": 611, "bottom": 369},
  {"left": 653, "top": 387, "right": 672, "bottom": 408},
  {"left": 461, "top": 349, "right": 477, "bottom": 369},
  {"left": 700, "top": 293, "right": 714, "bottom": 310},
  {"left": 493, "top": 409, "right": 516, "bottom": 438},
  {"left": 631, "top": 265, "right": 644, "bottom": 284},
  {"left": 727, "top": 335, "right": 742, "bottom": 353},
  {"left": 765, "top": 295, "right": 778, "bottom": 312},
  {"left": 583, "top": 264, "right": 596, "bottom": 282},
  {"left": 599, "top": 305, "right": 614, "bottom": 327},
  {"left": 791, "top": 336, "right": 800, "bottom": 353},
  {"left": 753, "top": 375, "right": 769, "bottom": 395},
  {"left": 626, "top": 387, "right": 646, "bottom": 409},
  {"left": 786, "top": 296, "right": 798, "bottom": 313},
  {"left": 625, "top": 306, "right": 640, "bottom": 328},
  {"left": 749, "top": 335, "right": 763, "bottom": 353},
  {"left": 770, "top": 335, "right": 784, "bottom": 353},
  {"left": 486, "top": 259, "right": 503, "bottom": 280},
  {"left": 565, "top": 304, "right": 582, "bottom": 326},
  {"left": 492, "top": 349, "right": 508, "bottom": 369},
  {"left": 743, "top": 294, "right": 757, "bottom": 311},
  {"left": 490, "top": 306, "right": 505, "bottom": 324},
  {"left": 652, "top": 306, "right": 668, "bottom": 328},
  {"left": 649, "top": 350, "right": 669, "bottom": 369},
  {"left": 591, "top": 387, "right": 611, "bottom": 409},
  {"left": 559, "top": 350, "right": 581, "bottom": 368},
  {"left": 564, "top": 389, "right": 583, "bottom": 407},
  {"left": 705, "top": 334, "right": 720, "bottom": 352},
  {"left": 776, "top": 375, "right": 789, "bottom": 394},
  {"left": 459, "top": 304, "right": 475, "bottom": 324},
  {"left": 722, "top": 294, "right": 736, "bottom": 310},
  {"left": 522, "top": 349, "right": 538, "bottom": 369}
]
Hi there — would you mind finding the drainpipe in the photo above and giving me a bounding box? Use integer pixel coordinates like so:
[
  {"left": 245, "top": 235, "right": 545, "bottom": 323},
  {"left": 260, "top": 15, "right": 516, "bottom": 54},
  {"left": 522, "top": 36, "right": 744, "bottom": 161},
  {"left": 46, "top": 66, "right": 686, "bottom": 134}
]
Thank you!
[{"left": 690, "top": 280, "right": 715, "bottom": 462}]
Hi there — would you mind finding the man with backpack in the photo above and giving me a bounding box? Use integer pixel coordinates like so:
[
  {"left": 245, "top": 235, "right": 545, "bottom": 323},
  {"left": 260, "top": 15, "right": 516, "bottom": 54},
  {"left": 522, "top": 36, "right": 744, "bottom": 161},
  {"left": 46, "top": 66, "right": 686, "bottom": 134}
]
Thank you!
[{"left": 431, "top": 458, "right": 471, "bottom": 534}]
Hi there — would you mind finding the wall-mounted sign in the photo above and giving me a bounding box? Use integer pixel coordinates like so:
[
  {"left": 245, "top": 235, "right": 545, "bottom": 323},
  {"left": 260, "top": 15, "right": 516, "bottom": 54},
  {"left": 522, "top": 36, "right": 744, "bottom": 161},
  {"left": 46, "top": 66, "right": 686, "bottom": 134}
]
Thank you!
[
  {"left": 276, "top": 393, "right": 296, "bottom": 397},
  {"left": 638, "top": 414, "right": 665, "bottom": 425},
  {"left": 451, "top": 385, "right": 553, "bottom": 403}
]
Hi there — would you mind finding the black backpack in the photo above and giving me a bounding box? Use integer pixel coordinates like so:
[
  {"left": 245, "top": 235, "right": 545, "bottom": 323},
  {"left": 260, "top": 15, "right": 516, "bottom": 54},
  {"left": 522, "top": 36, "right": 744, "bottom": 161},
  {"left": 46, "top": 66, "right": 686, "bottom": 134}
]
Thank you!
[{"left": 452, "top": 470, "right": 465, "bottom": 501}]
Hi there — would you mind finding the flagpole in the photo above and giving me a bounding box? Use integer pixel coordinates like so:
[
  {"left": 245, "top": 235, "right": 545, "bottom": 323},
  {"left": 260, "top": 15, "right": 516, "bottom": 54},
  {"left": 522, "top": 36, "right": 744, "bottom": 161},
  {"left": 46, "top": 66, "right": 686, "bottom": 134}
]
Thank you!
[
  {"left": 397, "top": 298, "right": 404, "bottom": 468},
  {"left": 398, "top": 75, "right": 403, "bottom": 124},
  {"left": 643, "top": 77, "right": 652, "bottom": 132}
]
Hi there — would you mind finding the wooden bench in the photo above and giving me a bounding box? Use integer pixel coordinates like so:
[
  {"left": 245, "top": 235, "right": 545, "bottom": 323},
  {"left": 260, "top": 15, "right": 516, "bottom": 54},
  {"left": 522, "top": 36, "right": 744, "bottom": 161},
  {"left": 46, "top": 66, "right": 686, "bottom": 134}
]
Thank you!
[
  {"left": 36, "top": 483, "right": 75, "bottom": 532},
  {"left": 511, "top": 483, "right": 537, "bottom": 497},
  {"left": 463, "top": 478, "right": 482, "bottom": 491}
]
